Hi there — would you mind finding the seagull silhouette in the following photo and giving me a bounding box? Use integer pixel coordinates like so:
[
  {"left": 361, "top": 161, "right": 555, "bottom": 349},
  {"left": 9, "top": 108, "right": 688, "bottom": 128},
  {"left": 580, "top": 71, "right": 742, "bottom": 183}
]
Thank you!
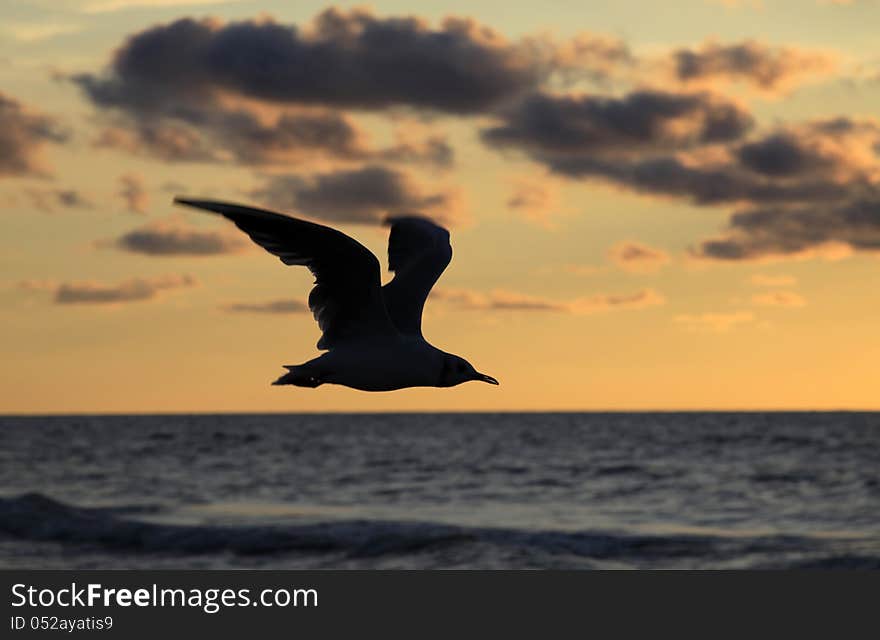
[{"left": 174, "top": 198, "right": 499, "bottom": 391}]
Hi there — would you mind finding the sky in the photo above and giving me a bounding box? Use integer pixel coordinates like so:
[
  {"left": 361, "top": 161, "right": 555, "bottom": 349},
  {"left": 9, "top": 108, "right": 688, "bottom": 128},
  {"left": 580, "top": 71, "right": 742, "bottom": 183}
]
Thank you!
[{"left": 1, "top": 0, "right": 879, "bottom": 413}]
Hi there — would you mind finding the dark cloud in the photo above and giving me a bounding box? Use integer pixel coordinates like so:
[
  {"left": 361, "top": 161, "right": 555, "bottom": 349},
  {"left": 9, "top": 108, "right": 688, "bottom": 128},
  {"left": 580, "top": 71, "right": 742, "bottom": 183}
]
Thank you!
[
  {"left": 71, "top": 9, "right": 638, "bottom": 167},
  {"left": 482, "top": 90, "right": 753, "bottom": 156},
  {"left": 73, "top": 10, "right": 544, "bottom": 115},
  {"left": 223, "top": 110, "right": 373, "bottom": 163},
  {"left": 544, "top": 153, "right": 854, "bottom": 206},
  {"left": 220, "top": 299, "right": 309, "bottom": 314},
  {"left": 74, "top": 9, "right": 572, "bottom": 166},
  {"left": 671, "top": 40, "right": 836, "bottom": 92},
  {"left": 689, "top": 119, "right": 880, "bottom": 260},
  {"left": 735, "top": 133, "right": 835, "bottom": 176},
  {"left": 94, "top": 122, "right": 216, "bottom": 163},
  {"left": 693, "top": 197, "right": 880, "bottom": 261},
  {"left": 567, "top": 118, "right": 879, "bottom": 207},
  {"left": 68, "top": 9, "right": 544, "bottom": 166},
  {"left": 91, "top": 107, "right": 454, "bottom": 168},
  {"left": 0, "top": 91, "right": 67, "bottom": 177},
  {"left": 480, "top": 95, "right": 873, "bottom": 219},
  {"left": 485, "top": 102, "right": 880, "bottom": 260},
  {"left": 251, "top": 165, "right": 461, "bottom": 225},
  {"left": 110, "top": 220, "right": 248, "bottom": 256},
  {"left": 47, "top": 274, "right": 196, "bottom": 305}
]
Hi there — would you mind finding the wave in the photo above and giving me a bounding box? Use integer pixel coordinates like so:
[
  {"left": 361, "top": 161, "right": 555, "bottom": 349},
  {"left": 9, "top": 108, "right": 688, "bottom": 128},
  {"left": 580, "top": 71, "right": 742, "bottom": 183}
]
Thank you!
[
  {"left": 0, "top": 493, "right": 873, "bottom": 568},
  {"left": 0, "top": 493, "right": 473, "bottom": 557}
]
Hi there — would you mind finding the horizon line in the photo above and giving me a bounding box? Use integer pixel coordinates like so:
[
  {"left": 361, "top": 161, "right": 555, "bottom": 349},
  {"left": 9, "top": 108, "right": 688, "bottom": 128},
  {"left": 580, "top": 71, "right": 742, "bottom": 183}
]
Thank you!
[{"left": 2, "top": 408, "right": 880, "bottom": 418}]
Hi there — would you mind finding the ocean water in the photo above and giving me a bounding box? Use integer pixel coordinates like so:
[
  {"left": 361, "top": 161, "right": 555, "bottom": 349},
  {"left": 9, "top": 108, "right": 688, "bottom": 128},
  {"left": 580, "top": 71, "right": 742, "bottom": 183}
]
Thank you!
[{"left": 0, "top": 412, "right": 878, "bottom": 570}]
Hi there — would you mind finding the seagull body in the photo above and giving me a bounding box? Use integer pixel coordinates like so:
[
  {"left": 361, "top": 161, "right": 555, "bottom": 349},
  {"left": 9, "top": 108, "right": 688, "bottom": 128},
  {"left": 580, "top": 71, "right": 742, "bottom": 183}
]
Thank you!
[
  {"left": 174, "top": 198, "right": 499, "bottom": 391},
  {"left": 285, "top": 336, "right": 447, "bottom": 391}
]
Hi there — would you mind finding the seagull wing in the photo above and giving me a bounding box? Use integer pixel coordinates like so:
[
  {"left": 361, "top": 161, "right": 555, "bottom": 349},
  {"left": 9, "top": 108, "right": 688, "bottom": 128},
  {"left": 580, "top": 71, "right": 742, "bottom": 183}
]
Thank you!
[
  {"left": 381, "top": 216, "right": 452, "bottom": 337},
  {"left": 175, "top": 198, "right": 398, "bottom": 350}
]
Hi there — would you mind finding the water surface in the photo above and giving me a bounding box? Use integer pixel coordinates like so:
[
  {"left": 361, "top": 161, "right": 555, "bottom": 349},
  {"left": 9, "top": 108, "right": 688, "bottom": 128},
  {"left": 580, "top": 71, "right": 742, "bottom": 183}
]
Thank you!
[{"left": 1, "top": 412, "right": 877, "bottom": 569}]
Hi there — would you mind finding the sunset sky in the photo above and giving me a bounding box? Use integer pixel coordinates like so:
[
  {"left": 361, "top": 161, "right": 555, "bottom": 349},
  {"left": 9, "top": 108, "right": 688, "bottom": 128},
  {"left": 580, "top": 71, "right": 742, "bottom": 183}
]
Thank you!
[{"left": 1, "top": 0, "right": 879, "bottom": 413}]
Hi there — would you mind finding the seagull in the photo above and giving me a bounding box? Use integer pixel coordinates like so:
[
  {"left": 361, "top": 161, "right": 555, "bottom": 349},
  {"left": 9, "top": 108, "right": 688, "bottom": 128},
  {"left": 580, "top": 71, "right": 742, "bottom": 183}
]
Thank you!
[{"left": 173, "top": 198, "right": 499, "bottom": 391}]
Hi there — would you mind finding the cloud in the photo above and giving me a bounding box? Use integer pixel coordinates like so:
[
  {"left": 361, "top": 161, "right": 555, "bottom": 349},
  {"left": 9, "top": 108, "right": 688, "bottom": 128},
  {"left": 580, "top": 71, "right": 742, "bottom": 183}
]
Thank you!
[
  {"left": 481, "top": 95, "right": 876, "bottom": 201},
  {"left": 23, "top": 274, "right": 197, "bottom": 305},
  {"left": 431, "top": 287, "right": 665, "bottom": 314},
  {"left": 693, "top": 197, "right": 880, "bottom": 261},
  {"left": 487, "top": 103, "right": 880, "bottom": 262},
  {"left": 544, "top": 152, "right": 856, "bottom": 207},
  {"left": 487, "top": 100, "right": 875, "bottom": 230},
  {"left": 71, "top": 9, "right": 639, "bottom": 167},
  {"left": 0, "top": 91, "right": 67, "bottom": 178},
  {"left": 220, "top": 299, "right": 309, "bottom": 314},
  {"left": 523, "top": 115, "right": 879, "bottom": 206},
  {"left": 674, "top": 310, "right": 755, "bottom": 332},
  {"left": 90, "top": 108, "right": 454, "bottom": 168},
  {"left": 93, "top": 121, "right": 224, "bottom": 164},
  {"left": 251, "top": 165, "right": 462, "bottom": 226},
  {"left": 119, "top": 173, "right": 148, "bottom": 214},
  {"left": 506, "top": 178, "right": 561, "bottom": 226},
  {"left": 74, "top": 9, "right": 638, "bottom": 167},
  {"left": 374, "top": 134, "right": 454, "bottom": 170},
  {"left": 482, "top": 89, "right": 753, "bottom": 157},
  {"left": 108, "top": 219, "right": 248, "bottom": 256},
  {"left": 230, "top": 111, "right": 448, "bottom": 167},
  {"left": 27, "top": 188, "right": 94, "bottom": 212},
  {"left": 62, "top": 10, "right": 878, "bottom": 265},
  {"left": 531, "top": 31, "right": 634, "bottom": 84},
  {"left": 569, "top": 288, "right": 666, "bottom": 313},
  {"left": 608, "top": 241, "right": 671, "bottom": 272},
  {"left": 752, "top": 291, "right": 806, "bottom": 307},
  {"left": 669, "top": 40, "right": 837, "bottom": 93},
  {"left": 432, "top": 288, "right": 570, "bottom": 312},
  {"left": 72, "top": 9, "right": 548, "bottom": 115},
  {"left": 735, "top": 133, "right": 833, "bottom": 177},
  {"left": 732, "top": 118, "right": 880, "bottom": 181},
  {"left": 3, "top": 188, "right": 94, "bottom": 212},
  {"left": 750, "top": 273, "right": 797, "bottom": 287}
]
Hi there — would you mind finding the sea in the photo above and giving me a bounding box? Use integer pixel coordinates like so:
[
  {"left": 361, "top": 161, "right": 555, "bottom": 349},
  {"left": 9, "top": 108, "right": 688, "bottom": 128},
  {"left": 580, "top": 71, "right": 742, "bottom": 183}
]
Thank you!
[{"left": 0, "top": 412, "right": 878, "bottom": 570}]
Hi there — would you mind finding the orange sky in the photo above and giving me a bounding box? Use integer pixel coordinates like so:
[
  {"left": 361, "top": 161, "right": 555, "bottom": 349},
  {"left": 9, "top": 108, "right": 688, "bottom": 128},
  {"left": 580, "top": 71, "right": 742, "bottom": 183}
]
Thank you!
[{"left": 1, "top": 0, "right": 879, "bottom": 413}]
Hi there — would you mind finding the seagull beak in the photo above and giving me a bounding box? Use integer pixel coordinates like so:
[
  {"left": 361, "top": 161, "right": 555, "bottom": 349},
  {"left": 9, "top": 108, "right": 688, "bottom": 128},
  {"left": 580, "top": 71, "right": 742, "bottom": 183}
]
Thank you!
[{"left": 476, "top": 373, "right": 500, "bottom": 385}]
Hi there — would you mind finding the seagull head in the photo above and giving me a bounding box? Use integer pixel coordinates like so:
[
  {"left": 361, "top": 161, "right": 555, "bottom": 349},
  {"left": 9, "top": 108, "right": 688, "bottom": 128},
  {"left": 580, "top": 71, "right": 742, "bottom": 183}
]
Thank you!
[{"left": 439, "top": 353, "right": 499, "bottom": 387}]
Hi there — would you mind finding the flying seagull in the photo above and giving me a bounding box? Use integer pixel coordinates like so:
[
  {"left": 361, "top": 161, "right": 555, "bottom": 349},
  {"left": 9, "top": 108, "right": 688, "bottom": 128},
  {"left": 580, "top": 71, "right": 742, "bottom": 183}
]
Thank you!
[{"left": 174, "top": 198, "right": 499, "bottom": 391}]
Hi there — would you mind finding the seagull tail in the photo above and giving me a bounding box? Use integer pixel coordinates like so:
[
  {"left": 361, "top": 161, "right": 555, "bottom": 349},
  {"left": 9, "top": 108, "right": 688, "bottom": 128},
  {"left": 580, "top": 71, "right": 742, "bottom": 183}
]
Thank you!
[{"left": 271, "top": 365, "right": 324, "bottom": 388}]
